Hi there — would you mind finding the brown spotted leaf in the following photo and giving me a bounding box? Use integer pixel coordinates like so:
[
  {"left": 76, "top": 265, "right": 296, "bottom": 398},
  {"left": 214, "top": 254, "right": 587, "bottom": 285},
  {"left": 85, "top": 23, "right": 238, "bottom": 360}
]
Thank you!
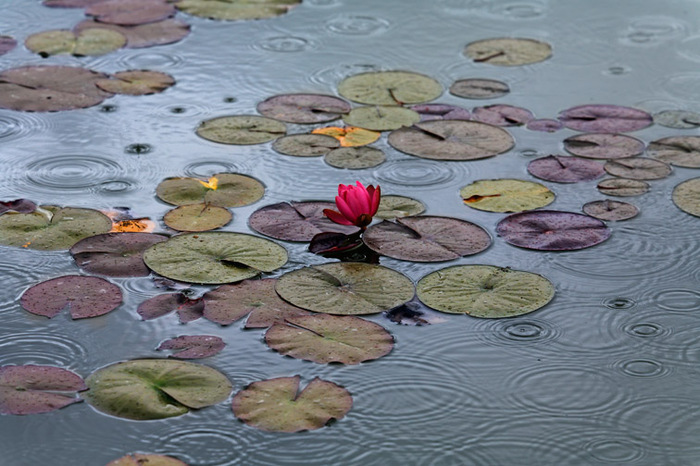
[
  {"left": 248, "top": 201, "right": 358, "bottom": 242},
  {"left": 527, "top": 155, "right": 605, "bottom": 183},
  {"left": 0, "top": 365, "right": 86, "bottom": 415},
  {"left": 70, "top": 232, "right": 168, "bottom": 277},
  {"left": 157, "top": 335, "right": 225, "bottom": 359},
  {"left": 20, "top": 275, "right": 122, "bottom": 319},
  {"left": 137, "top": 293, "right": 204, "bottom": 323}
]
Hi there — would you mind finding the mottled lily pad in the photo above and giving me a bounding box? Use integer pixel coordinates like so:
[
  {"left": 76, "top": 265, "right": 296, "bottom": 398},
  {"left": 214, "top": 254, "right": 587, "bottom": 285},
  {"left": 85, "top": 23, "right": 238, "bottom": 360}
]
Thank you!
[
  {"left": 0, "top": 36, "right": 17, "bottom": 56},
  {"left": 137, "top": 293, "right": 204, "bottom": 323},
  {"left": 583, "top": 200, "right": 639, "bottom": 221},
  {"left": 70, "top": 232, "right": 168, "bottom": 277},
  {"left": 409, "top": 103, "right": 471, "bottom": 121},
  {"left": 156, "top": 173, "right": 264, "bottom": 208},
  {"left": 0, "top": 365, "right": 86, "bottom": 415},
  {"left": 0, "top": 199, "right": 37, "bottom": 215},
  {"left": 175, "top": 0, "right": 301, "bottom": 20},
  {"left": 311, "top": 126, "right": 380, "bottom": 147},
  {"left": 107, "top": 454, "right": 187, "bottom": 466},
  {"left": 464, "top": 38, "right": 552, "bottom": 66},
  {"left": 257, "top": 94, "right": 351, "bottom": 124},
  {"left": 85, "top": 0, "right": 176, "bottom": 26},
  {"left": 265, "top": 314, "right": 393, "bottom": 364},
  {"left": 276, "top": 263, "right": 414, "bottom": 315},
  {"left": 338, "top": 71, "right": 442, "bottom": 106},
  {"left": 672, "top": 178, "right": 700, "bottom": 217},
  {"left": 74, "top": 19, "right": 190, "bottom": 48},
  {"left": 83, "top": 359, "right": 232, "bottom": 420},
  {"left": 604, "top": 158, "right": 671, "bottom": 180},
  {"left": 196, "top": 115, "right": 286, "bottom": 145},
  {"left": 25, "top": 29, "right": 126, "bottom": 57},
  {"left": 563, "top": 133, "right": 645, "bottom": 159},
  {"left": 449, "top": 78, "right": 509, "bottom": 99},
  {"left": 43, "top": 0, "right": 106, "bottom": 6},
  {"left": 231, "top": 376, "right": 352, "bottom": 432},
  {"left": 0, "top": 205, "right": 112, "bottom": 250},
  {"left": 526, "top": 118, "right": 563, "bottom": 132},
  {"left": 272, "top": 134, "right": 340, "bottom": 157},
  {"left": 324, "top": 146, "right": 386, "bottom": 169},
  {"left": 375, "top": 195, "right": 426, "bottom": 219},
  {"left": 597, "top": 178, "right": 649, "bottom": 196},
  {"left": 363, "top": 216, "right": 491, "bottom": 262},
  {"left": 496, "top": 210, "right": 611, "bottom": 250},
  {"left": 342, "top": 106, "right": 420, "bottom": 131},
  {"left": 460, "top": 179, "right": 554, "bottom": 212},
  {"left": 388, "top": 120, "right": 514, "bottom": 161},
  {"left": 558, "top": 105, "right": 653, "bottom": 133},
  {"left": 653, "top": 110, "right": 700, "bottom": 129},
  {"left": 416, "top": 265, "right": 555, "bottom": 318},
  {"left": 647, "top": 136, "right": 700, "bottom": 168},
  {"left": 157, "top": 335, "right": 225, "bottom": 359},
  {"left": 472, "top": 105, "right": 534, "bottom": 126},
  {"left": 527, "top": 155, "right": 605, "bottom": 183},
  {"left": 143, "top": 232, "right": 288, "bottom": 284},
  {"left": 96, "top": 70, "right": 175, "bottom": 95},
  {"left": 163, "top": 204, "right": 232, "bottom": 232},
  {"left": 20, "top": 275, "right": 122, "bottom": 319},
  {"left": 248, "top": 201, "right": 358, "bottom": 242}
]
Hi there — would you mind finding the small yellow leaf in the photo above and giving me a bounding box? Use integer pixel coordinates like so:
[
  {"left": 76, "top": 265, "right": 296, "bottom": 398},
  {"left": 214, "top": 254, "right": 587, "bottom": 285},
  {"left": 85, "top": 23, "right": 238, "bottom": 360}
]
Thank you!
[{"left": 198, "top": 176, "right": 219, "bottom": 190}]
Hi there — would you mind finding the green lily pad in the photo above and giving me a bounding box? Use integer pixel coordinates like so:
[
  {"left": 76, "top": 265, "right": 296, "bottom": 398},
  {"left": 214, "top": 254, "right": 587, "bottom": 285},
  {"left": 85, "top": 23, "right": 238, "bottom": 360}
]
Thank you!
[
  {"left": 25, "top": 28, "right": 126, "bottom": 57},
  {"left": 163, "top": 203, "right": 232, "bottom": 232},
  {"left": 275, "top": 263, "right": 414, "bottom": 315},
  {"left": 0, "top": 205, "right": 112, "bottom": 250},
  {"left": 175, "top": 0, "right": 301, "bottom": 20},
  {"left": 96, "top": 70, "right": 175, "bottom": 95},
  {"left": 416, "top": 265, "right": 555, "bottom": 318},
  {"left": 155, "top": 173, "right": 265, "bottom": 208},
  {"left": 449, "top": 78, "right": 510, "bottom": 99},
  {"left": 375, "top": 195, "right": 426, "bottom": 219},
  {"left": 74, "top": 19, "right": 190, "bottom": 49},
  {"left": 460, "top": 179, "right": 555, "bottom": 213},
  {"left": 83, "top": 359, "right": 232, "bottom": 420},
  {"left": 673, "top": 178, "right": 700, "bottom": 217},
  {"left": 265, "top": 314, "right": 393, "bottom": 364},
  {"left": 342, "top": 106, "right": 420, "bottom": 131},
  {"left": 107, "top": 454, "right": 187, "bottom": 466},
  {"left": 143, "top": 232, "right": 288, "bottom": 284},
  {"left": 653, "top": 110, "right": 700, "bottom": 129},
  {"left": 338, "top": 71, "right": 443, "bottom": 106},
  {"left": 231, "top": 376, "right": 352, "bottom": 432},
  {"left": 324, "top": 146, "right": 386, "bottom": 169},
  {"left": 272, "top": 134, "right": 340, "bottom": 157},
  {"left": 196, "top": 115, "right": 286, "bottom": 145},
  {"left": 464, "top": 38, "right": 552, "bottom": 66}
]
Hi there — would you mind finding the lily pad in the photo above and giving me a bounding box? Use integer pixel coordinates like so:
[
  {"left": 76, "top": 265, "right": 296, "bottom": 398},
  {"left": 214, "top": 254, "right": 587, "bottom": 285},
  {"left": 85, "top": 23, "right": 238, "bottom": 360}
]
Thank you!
[
  {"left": 275, "top": 263, "right": 414, "bottom": 315},
  {"left": 311, "top": 126, "right": 380, "bottom": 147},
  {"left": 653, "top": 110, "right": 700, "bottom": 129},
  {"left": 472, "top": 104, "right": 534, "bottom": 126},
  {"left": 70, "top": 232, "right": 169, "bottom": 277},
  {"left": 272, "top": 134, "right": 340, "bottom": 157},
  {"left": 375, "top": 195, "right": 426, "bottom": 219},
  {"left": 175, "top": 0, "right": 301, "bottom": 20},
  {"left": 265, "top": 314, "right": 393, "bottom": 364},
  {"left": 43, "top": 0, "right": 106, "bottom": 6},
  {"left": 363, "top": 216, "right": 491, "bottom": 262},
  {"left": 464, "top": 38, "right": 552, "bottom": 66},
  {"left": 83, "top": 359, "right": 232, "bottom": 420},
  {"left": 449, "top": 78, "right": 510, "bottom": 99},
  {"left": 156, "top": 173, "right": 265, "bottom": 208},
  {"left": 388, "top": 120, "right": 514, "bottom": 161},
  {"left": 196, "top": 115, "right": 286, "bottom": 145},
  {"left": 0, "top": 199, "right": 37, "bottom": 215},
  {"left": 527, "top": 155, "right": 605, "bottom": 183},
  {"left": 496, "top": 210, "right": 611, "bottom": 251},
  {"left": 342, "top": 106, "right": 420, "bottom": 131},
  {"left": 647, "top": 136, "right": 700, "bottom": 168},
  {"left": 137, "top": 293, "right": 204, "bottom": 323},
  {"left": 25, "top": 29, "right": 126, "bottom": 57},
  {"left": 248, "top": 201, "right": 358, "bottom": 242},
  {"left": 85, "top": 0, "right": 176, "bottom": 26},
  {"left": 163, "top": 204, "right": 232, "bottom": 232},
  {"left": 563, "top": 133, "right": 645, "bottom": 159},
  {"left": 157, "top": 335, "right": 225, "bottom": 359},
  {"left": 0, "top": 205, "right": 112, "bottom": 250},
  {"left": 558, "top": 105, "right": 653, "bottom": 133},
  {"left": 337, "top": 71, "right": 442, "bottom": 106},
  {"left": 597, "top": 178, "right": 649, "bottom": 196},
  {"left": 460, "top": 179, "right": 555, "bottom": 213},
  {"left": 604, "top": 158, "right": 671, "bottom": 180},
  {"left": 324, "top": 146, "right": 386, "bottom": 169},
  {"left": 672, "top": 178, "right": 700, "bottom": 217},
  {"left": 257, "top": 94, "right": 351, "bottom": 124},
  {"left": 0, "top": 365, "right": 86, "bottom": 415},
  {"left": 0, "top": 36, "right": 17, "bottom": 56},
  {"left": 20, "top": 275, "right": 122, "bottom": 319},
  {"left": 582, "top": 200, "right": 639, "bottom": 221},
  {"left": 526, "top": 118, "right": 563, "bottom": 132},
  {"left": 231, "top": 376, "right": 352, "bottom": 432},
  {"left": 416, "top": 265, "right": 555, "bottom": 318},
  {"left": 107, "top": 454, "right": 187, "bottom": 466},
  {"left": 74, "top": 19, "right": 190, "bottom": 48},
  {"left": 409, "top": 103, "right": 471, "bottom": 121},
  {"left": 96, "top": 70, "right": 175, "bottom": 95},
  {"left": 143, "top": 232, "right": 288, "bottom": 284}
]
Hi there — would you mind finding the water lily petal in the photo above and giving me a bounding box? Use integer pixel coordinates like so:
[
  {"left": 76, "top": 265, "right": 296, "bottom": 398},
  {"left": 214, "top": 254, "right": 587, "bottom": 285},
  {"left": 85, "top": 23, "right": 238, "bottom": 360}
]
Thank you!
[
  {"left": 335, "top": 196, "right": 357, "bottom": 223},
  {"left": 323, "top": 209, "right": 355, "bottom": 226}
]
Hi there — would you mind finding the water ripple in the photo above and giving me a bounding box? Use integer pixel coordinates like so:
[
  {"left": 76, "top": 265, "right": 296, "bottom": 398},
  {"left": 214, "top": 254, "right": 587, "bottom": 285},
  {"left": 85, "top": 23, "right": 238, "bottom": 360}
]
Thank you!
[
  {"left": 374, "top": 159, "right": 466, "bottom": 189},
  {"left": 254, "top": 36, "right": 314, "bottom": 53},
  {"left": 0, "top": 112, "right": 51, "bottom": 143},
  {"left": 22, "top": 154, "right": 125, "bottom": 195},
  {"left": 114, "top": 51, "right": 185, "bottom": 70},
  {"left": 620, "top": 16, "right": 689, "bottom": 46},
  {"left": 325, "top": 15, "right": 391, "bottom": 36},
  {"left": 490, "top": 1, "right": 548, "bottom": 19},
  {"left": 614, "top": 358, "right": 668, "bottom": 378},
  {"left": 149, "top": 102, "right": 214, "bottom": 119},
  {"left": 660, "top": 73, "right": 700, "bottom": 102},
  {"left": 0, "top": 332, "right": 89, "bottom": 368}
]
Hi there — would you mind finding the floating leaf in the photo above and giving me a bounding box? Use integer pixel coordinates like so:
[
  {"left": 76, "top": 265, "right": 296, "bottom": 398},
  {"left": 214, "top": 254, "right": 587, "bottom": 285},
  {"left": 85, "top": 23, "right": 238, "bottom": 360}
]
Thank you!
[
  {"left": 137, "top": 293, "right": 204, "bottom": 323},
  {"left": 272, "top": 134, "right": 340, "bottom": 157},
  {"left": 143, "top": 232, "right": 288, "bottom": 285},
  {"left": 388, "top": 120, "right": 514, "bottom": 161},
  {"left": 25, "top": 29, "right": 126, "bottom": 57},
  {"left": 604, "top": 158, "right": 671, "bottom": 180},
  {"left": 324, "top": 146, "right": 386, "bottom": 169},
  {"left": 0, "top": 35, "right": 17, "bottom": 56},
  {"left": 464, "top": 38, "right": 552, "bottom": 66},
  {"left": 248, "top": 201, "right": 358, "bottom": 242},
  {"left": 43, "top": 0, "right": 106, "bottom": 6},
  {"left": 70, "top": 232, "right": 168, "bottom": 277},
  {"left": 163, "top": 204, "right": 232, "bottom": 232},
  {"left": 85, "top": 0, "right": 176, "bottom": 26},
  {"left": 460, "top": 179, "right": 554, "bottom": 212},
  {"left": 157, "top": 335, "right": 225, "bottom": 359},
  {"left": 231, "top": 376, "right": 352, "bottom": 432},
  {"left": 558, "top": 105, "right": 652, "bottom": 133},
  {"left": 672, "top": 178, "right": 700, "bottom": 217},
  {"left": 175, "top": 0, "right": 301, "bottom": 20},
  {"left": 653, "top": 110, "right": 700, "bottom": 129},
  {"left": 110, "top": 218, "right": 156, "bottom": 233},
  {"left": 83, "top": 359, "right": 232, "bottom": 420},
  {"left": 74, "top": 19, "right": 190, "bottom": 48},
  {"left": 472, "top": 104, "right": 534, "bottom": 126},
  {"left": 96, "top": 70, "right": 175, "bottom": 95},
  {"left": 527, "top": 155, "right": 605, "bottom": 183},
  {"left": 196, "top": 115, "right": 286, "bottom": 145},
  {"left": 20, "top": 275, "right": 122, "bottom": 319},
  {"left": 496, "top": 210, "right": 611, "bottom": 251},
  {"left": 0, "top": 205, "right": 112, "bottom": 250},
  {"left": 416, "top": 265, "right": 554, "bottom": 318},
  {"left": 0, "top": 199, "right": 37, "bottom": 215},
  {"left": 526, "top": 118, "right": 563, "bottom": 132},
  {"left": 563, "top": 133, "right": 645, "bottom": 159},
  {"left": 311, "top": 126, "right": 380, "bottom": 147},
  {"left": 106, "top": 454, "right": 187, "bottom": 466},
  {"left": 342, "top": 106, "right": 420, "bottom": 131},
  {"left": 583, "top": 200, "right": 639, "bottom": 221},
  {"left": 265, "top": 314, "right": 393, "bottom": 364},
  {"left": 449, "top": 78, "right": 509, "bottom": 99},
  {"left": 647, "top": 136, "right": 700, "bottom": 168},
  {"left": 156, "top": 173, "right": 264, "bottom": 208},
  {"left": 409, "top": 103, "right": 471, "bottom": 121},
  {"left": 0, "top": 365, "right": 86, "bottom": 415},
  {"left": 375, "top": 195, "right": 425, "bottom": 219},
  {"left": 337, "top": 71, "right": 442, "bottom": 106},
  {"left": 275, "top": 263, "right": 414, "bottom": 315},
  {"left": 597, "top": 178, "right": 649, "bottom": 196},
  {"left": 257, "top": 94, "right": 351, "bottom": 124},
  {"left": 363, "top": 216, "right": 491, "bottom": 262}
]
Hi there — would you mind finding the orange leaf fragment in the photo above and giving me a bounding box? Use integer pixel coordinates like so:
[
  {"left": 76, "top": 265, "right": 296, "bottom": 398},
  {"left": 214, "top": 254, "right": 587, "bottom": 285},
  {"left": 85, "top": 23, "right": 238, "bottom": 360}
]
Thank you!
[
  {"left": 197, "top": 176, "right": 219, "bottom": 190},
  {"left": 312, "top": 126, "right": 380, "bottom": 147}
]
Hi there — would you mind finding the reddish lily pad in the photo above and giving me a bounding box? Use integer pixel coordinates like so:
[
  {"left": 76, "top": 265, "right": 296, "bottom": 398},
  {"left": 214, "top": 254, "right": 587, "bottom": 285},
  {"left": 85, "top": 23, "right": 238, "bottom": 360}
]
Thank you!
[
  {"left": 248, "top": 201, "right": 358, "bottom": 242},
  {"left": 163, "top": 204, "right": 232, "bottom": 232},
  {"left": 526, "top": 119, "right": 563, "bottom": 132},
  {"left": 363, "top": 216, "right": 491, "bottom": 262},
  {"left": 43, "top": 0, "right": 107, "bottom": 6},
  {"left": 597, "top": 178, "right": 649, "bottom": 196},
  {"left": 338, "top": 71, "right": 442, "bottom": 106},
  {"left": 232, "top": 376, "right": 352, "bottom": 432},
  {"left": 196, "top": 115, "right": 286, "bottom": 145},
  {"left": 464, "top": 38, "right": 552, "bottom": 66},
  {"left": 157, "top": 335, "right": 225, "bottom": 359},
  {"left": 653, "top": 110, "right": 700, "bottom": 129},
  {"left": 449, "top": 78, "right": 509, "bottom": 99},
  {"left": 265, "top": 314, "right": 393, "bottom": 364},
  {"left": 563, "top": 133, "right": 645, "bottom": 159},
  {"left": 96, "top": 70, "right": 174, "bottom": 95},
  {"left": 647, "top": 136, "right": 700, "bottom": 168},
  {"left": 20, "top": 275, "right": 122, "bottom": 319},
  {"left": 137, "top": 293, "right": 204, "bottom": 323},
  {"left": 496, "top": 210, "right": 611, "bottom": 251},
  {"left": 342, "top": 106, "right": 420, "bottom": 131},
  {"left": 74, "top": 19, "right": 191, "bottom": 48},
  {"left": 324, "top": 146, "right": 386, "bottom": 169},
  {"left": 472, "top": 105, "right": 534, "bottom": 126},
  {"left": 0, "top": 199, "right": 37, "bottom": 215},
  {"left": 460, "top": 179, "right": 554, "bottom": 213},
  {"left": 107, "top": 454, "right": 187, "bottom": 466},
  {"left": 527, "top": 155, "right": 605, "bottom": 183},
  {"left": 257, "top": 94, "right": 351, "bottom": 124},
  {"left": 156, "top": 173, "right": 264, "bottom": 208},
  {"left": 0, "top": 36, "right": 17, "bottom": 56},
  {"left": 0, "top": 365, "right": 86, "bottom": 415},
  {"left": 175, "top": 0, "right": 301, "bottom": 20},
  {"left": 272, "top": 134, "right": 340, "bottom": 157},
  {"left": 583, "top": 200, "right": 639, "bottom": 221},
  {"left": 672, "top": 178, "right": 700, "bottom": 217},
  {"left": 558, "top": 105, "right": 653, "bottom": 132},
  {"left": 409, "top": 103, "right": 471, "bottom": 121},
  {"left": 604, "top": 158, "right": 671, "bottom": 180},
  {"left": 70, "top": 232, "right": 168, "bottom": 277},
  {"left": 375, "top": 195, "right": 425, "bottom": 219},
  {"left": 25, "top": 29, "right": 126, "bottom": 57},
  {"left": 85, "top": 0, "right": 176, "bottom": 26}
]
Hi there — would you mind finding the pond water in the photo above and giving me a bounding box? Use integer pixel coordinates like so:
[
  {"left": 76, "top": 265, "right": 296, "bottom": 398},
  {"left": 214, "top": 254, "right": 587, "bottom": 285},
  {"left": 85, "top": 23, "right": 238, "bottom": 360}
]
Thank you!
[{"left": 1, "top": 0, "right": 700, "bottom": 465}]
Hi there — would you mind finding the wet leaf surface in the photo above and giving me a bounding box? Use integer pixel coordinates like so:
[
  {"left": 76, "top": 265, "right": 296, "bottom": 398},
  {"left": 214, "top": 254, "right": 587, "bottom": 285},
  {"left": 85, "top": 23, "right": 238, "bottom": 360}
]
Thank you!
[
  {"left": 416, "top": 265, "right": 555, "bottom": 318},
  {"left": 472, "top": 104, "right": 534, "bottom": 126},
  {"left": 324, "top": 146, "right": 386, "bottom": 169},
  {"left": 363, "top": 216, "right": 491, "bottom": 262},
  {"left": 248, "top": 201, "right": 358, "bottom": 242},
  {"left": 527, "top": 155, "right": 605, "bottom": 183},
  {"left": 265, "top": 314, "right": 393, "bottom": 364},
  {"left": 464, "top": 38, "right": 552, "bottom": 66},
  {"left": 20, "top": 275, "right": 122, "bottom": 319},
  {"left": 0, "top": 199, "right": 37, "bottom": 215},
  {"left": 647, "top": 136, "right": 700, "bottom": 168},
  {"left": 460, "top": 179, "right": 554, "bottom": 212},
  {"left": 157, "top": 335, "right": 225, "bottom": 359},
  {"left": 272, "top": 134, "right": 340, "bottom": 157},
  {"left": 83, "top": 359, "right": 232, "bottom": 420},
  {"left": 449, "top": 78, "right": 509, "bottom": 99},
  {"left": 257, "top": 94, "right": 351, "bottom": 124},
  {"left": 311, "top": 126, "right": 380, "bottom": 147},
  {"left": 597, "top": 178, "right": 650, "bottom": 196},
  {"left": 375, "top": 195, "right": 426, "bottom": 219},
  {"left": 163, "top": 203, "right": 232, "bottom": 232},
  {"left": 74, "top": 19, "right": 190, "bottom": 48},
  {"left": 526, "top": 118, "right": 563, "bottom": 132},
  {"left": 175, "top": 0, "right": 301, "bottom": 20},
  {"left": 106, "top": 454, "right": 188, "bottom": 466},
  {"left": 496, "top": 210, "right": 611, "bottom": 251},
  {"left": 0, "top": 365, "right": 86, "bottom": 415},
  {"left": 85, "top": 0, "right": 176, "bottom": 26},
  {"left": 0, "top": 35, "right": 17, "bottom": 56},
  {"left": 275, "top": 262, "right": 414, "bottom": 315},
  {"left": 156, "top": 173, "right": 264, "bottom": 208},
  {"left": 582, "top": 200, "right": 639, "bottom": 221},
  {"left": 96, "top": 70, "right": 175, "bottom": 95},
  {"left": 653, "top": 110, "right": 700, "bottom": 129},
  {"left": 231, "top": 376, "right": 352, "bottom": 432},
  {"left": 672, "top": 178, "right": 700, "bottom": 217},
  {"left": 196, "top": 115, "right": 286, "bottom": 145},
  {"left": 137, "top": 293, "right": 204, "bottom": 323},
  {"left": 558, "top": 105, "right": 653, "bottom": 132},
  {"left": 338, "top": 71, "right": 442, "bottom": 105},
  {"left": 70, "top": 232, "right": 168, "bottom": 277},
  {"left": 563, "top": 132, "right": 645, "bottom": 159},
  {"left": 307, "top": 231, "right": 367, "bottom": 259},
  {"left": 409, "top": 103, "right": 471, "bottom": 121},
  {"left": 43, "top": 0, "right": 106, "bottom": 6},
  {"left": 342, "top": 106, "right": 420, "bottom": 131},
  {"left": 25, "top": 29, "right": 126, "bottom": 57},
  {"left": 604, "top": 158, "right": 672, "bottom": 180}
]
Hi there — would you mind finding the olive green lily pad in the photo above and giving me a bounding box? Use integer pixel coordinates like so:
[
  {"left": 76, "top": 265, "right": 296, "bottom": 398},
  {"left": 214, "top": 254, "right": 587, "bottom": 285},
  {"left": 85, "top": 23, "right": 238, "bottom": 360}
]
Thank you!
[
  {"left": 163, "top": 203, "right": 232, "bottom": 232},
  {"left": 25, "top": 28, "right": 126, "bottom": 57},
  {"left": 231, "top": 376, "right": 352, "bottom": 432},
  {"left": 143, "top": 232, "right": 288, "bottom": 284},
  {"left": 342, "top": 106, "right": 420, "bottom": 131},
  {"left": 96, "top": 70, "right": 175, "bottom": 95},
  {"left": 275, "top": 263, "right": 414, "bottom": 315},
  {"left": 324, "top": 146, "right": 386, "bottom": 169},
  {"left": 597, "top": 178, "right": 649, "bottom": 197},
  {"left": 265, "top": 314, "right": 393, "bottom": 364},
  {"left": 416, "top": 265, "right": 555, "bottom": 318},
  {"left": 460, "top": 179, "right": 555, "bottom": 213},
  {"left": 74, "top": 19, "right": 190, "bottom": 49},
  {"left": 0, "top": 205, "right": 112, "bottom": 250},
  {"left": 83, "top": 359, "right": 232, "bottom": 420},
  {"left": 107, "top": 454, "right": 187, "bottom": 466},
  {"left": 449, "top": 78, "right": 510, "bottom": 99},
  {"left": 673, "top": 178, "right": 700, "bottom": 217},
  {"left": 464, "top": 38, "right": 552, "bottom": 66},
  {"left": 175, "top": 0, "right": 301, "bottom": 20},
  {"left": 272, "top": 134, "right": 340, "bottom": 157},
  {"left": 647, "top": 136, "right": 700, "bottom": 168},
  {"left": 338, "top": 71, "right": 443, "bottom": 106},
  {"left": 653, "top": 110, "right": 700, "bottom": 129},
  {"left": 604, "top": 158, "right": 671, "bottom": 180},
  {"left": 375, "top": 195, "right": 425, "bottom": 219},
  {"left": 156, "top": 173, "right": 264, "bottom": 208},
  {"left": 196, "top": 116, "right": 286, "bottom": 145}
]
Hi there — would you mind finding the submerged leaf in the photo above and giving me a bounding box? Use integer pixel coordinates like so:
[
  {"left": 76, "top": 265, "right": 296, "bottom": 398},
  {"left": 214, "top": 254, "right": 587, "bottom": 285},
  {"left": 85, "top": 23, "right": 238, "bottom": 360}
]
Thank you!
[
  {"left": 0, "top": 199, "right": 37, "bottom": 215},
  {"left": 20, "top": 275, "right": 122, "bottom": 319},
  {"left": 653, "top": 110, "right": 700, "bottom": 129},
  {"left": 0, "top": 365, "right": 86, "bottom": 415}
]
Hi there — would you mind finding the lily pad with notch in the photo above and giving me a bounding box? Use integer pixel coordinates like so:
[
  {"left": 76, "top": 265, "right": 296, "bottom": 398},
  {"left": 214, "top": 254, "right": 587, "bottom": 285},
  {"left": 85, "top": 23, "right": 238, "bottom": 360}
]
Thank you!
[
  {"left": 647, "top": 136, "right": 700, "bottom": 168},
  {"left": 0, "top": 365, "right": 86, "bottom": 415},
  {"left": 527, "top": 155, "right": 605, "bottom": 183},
  {"left": 324, "top": 146, "right": 386, "bottom": 169},
  {"left": 175, "top": 0, "right": 301, "bottom": 21},
  {"left": 563, "top": 133, "right": 645, "bottom": 159},
  {"left": 156, "top": 173, "right": 264, "bottom": 208},
  {"left": 672, "top": 178, "right": 700, "bottom": 217},
  {"left": 338, "top": 71, "right": 442, "bottom": 106},
  {"left": 20, "top": 275, "right": 122, "bottom": 319},
  {"left": 472, "top": 104, "right": 534, "bottom": 126},
  {"left": 196, "top": 115, "right": 286, "bottom": 145},
  {"left": 460, "top": 179, "right": 554, "bottom": 213},
  {"left": 137, "top": 293, "right": 204, "bottom": 323},
  {"left": 342, "top": 106, "right": 420, "bottom": 131},
  {"left": 25, "top": 29, "right": 126, "bottom": 57},
  {"left": 449, "top": 78, "right": 510, "bottom": 99},
  {"left": 582, "top": 200, "right": 639, "bottom": 221},
  {"left": 375, "top": 195, "right": 426, "bottom": 219},
  {"left": 558, "top": 105, "right": 652, "bottom": 133},
  {"left": 257, "top": 94, "right": 351, "bottom": 124},
  {"left": 311, "top": 126, "right": 380, "bottom": 147},
  {"left": 272, "top": 134, "right": 340, "bottom": 157},
  {"left": 96, "top": 70, "right": 175, "bottom": 95},
  {"left": 248, "top": 201, "right": 358, "bottom": 242},
  {"left": 464, "top": 38, "right": 552, "bottom": 66},
  {"left": 70, "top": 232, "right": 168, "bottom": 277},
  {"left": 597, "top": 178, "right": 649, "bottom": 196},
  {"left": 85, "top": 0, "right": 176, "bottom": 26},
  {"left": 653, "top": 110, "right": 700, "bottom": 129},
  {"left": 74, "top": 19, "right": 191, "bottom": 48},
  {"left": 603, "top": 158, "right": 671, "bottom": 180},
  {"left": 163, "top": 203, "right": 232, "bottom": 232},
  {"left": 107, "top": 454, "right": 187, "bottom": 466},
  {"left": 157, "top": 335, "right": 225, "bottom": 359}
]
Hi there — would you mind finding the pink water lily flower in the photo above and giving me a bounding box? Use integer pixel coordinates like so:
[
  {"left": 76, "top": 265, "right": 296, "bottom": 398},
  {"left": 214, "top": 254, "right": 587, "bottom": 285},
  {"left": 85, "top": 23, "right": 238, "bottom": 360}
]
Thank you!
[{"left": 324, "top": 181, "right": 381, "bottom": 228}]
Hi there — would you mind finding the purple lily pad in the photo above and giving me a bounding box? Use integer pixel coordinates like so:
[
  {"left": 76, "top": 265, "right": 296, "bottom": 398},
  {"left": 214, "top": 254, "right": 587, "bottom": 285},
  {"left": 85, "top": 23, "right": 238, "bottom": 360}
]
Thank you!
[
  {"left": 43, "top": 0, "right": 106, "bottom": 6},
  {"left": 85, "top": 0, "right": 175, "bottom": 26},
  {"left": 526, "top": 118, "right": 563, "bottom": 132},
  {"left": 472, "top": 104, "right": 534, "bottom": 126},
  {"left": 604, "top": 158, "right": 672, "bottom": 180},
  {"left": 257, "top": 94, "right": 351, "bottom": 124},
  {"left": 70, "top": 232, "right": 168, "bottom": 277},
  {"left": 408, "top": 104, "right": 471, "bottom": 121},
  {"left": 582, "top": 200, "right": 639, "bottom": 221},
  {"left": 563, "top": 133, "right": 645, "bottom": 159},
  {"left": 0, "top": 36, "right": 17, "bottom": 56},
  {"left": 527, "top": 155, "right": 605, "bottom": 183},
  {"left": 0, "top": 365, "right": 86, "bottom": 415},
  {"left": 74, "top": 19, "right": 190, "bottom": 48},
  {"left": 449, "top": 78, "right": 510, "bottom": 99},
  {"left": 20, "top": 275, "right": 122, "bottom": 319},
  {"left": 137, "top": 293, "right": 204, "bottom": 323},
  {"left": 0, "top": 199, "right": 37, "bottom": 215},
  {"left": 496, "top": 210, "right": 611, "bottom": 251},
  {"left": 157, "top": 335, "right": 225, "bottom": 359},
  {"left": 558, "top": 105, "right": 652, "bottom": 133}
]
